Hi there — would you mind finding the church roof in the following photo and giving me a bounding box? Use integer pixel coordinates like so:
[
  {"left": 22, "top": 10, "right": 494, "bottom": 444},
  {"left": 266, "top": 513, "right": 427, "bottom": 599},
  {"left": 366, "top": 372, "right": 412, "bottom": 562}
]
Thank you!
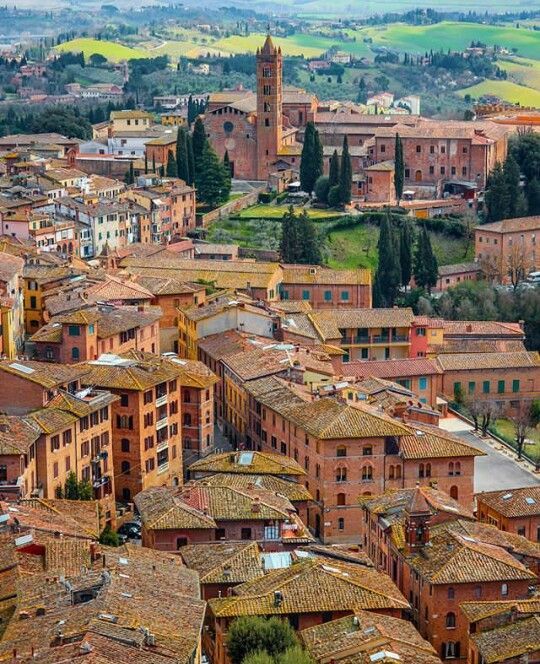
[{"left": 261, "top": 34, "right": 277, "bottom": 55}]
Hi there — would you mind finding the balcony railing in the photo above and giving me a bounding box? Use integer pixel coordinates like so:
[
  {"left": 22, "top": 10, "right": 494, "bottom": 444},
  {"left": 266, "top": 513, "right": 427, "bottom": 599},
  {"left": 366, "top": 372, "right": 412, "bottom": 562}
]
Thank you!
[
  {"left": 156, "top": 416, "right": 168, "bottom": 430},
  {"left": 157, "top": 461, "right": 169, "bottom": 475},
  {"left": 155, "top": 395, "right": 168, "bottom": 408},
  {"left": 157, "top": 440, "right": 169, "bottom": 453}
]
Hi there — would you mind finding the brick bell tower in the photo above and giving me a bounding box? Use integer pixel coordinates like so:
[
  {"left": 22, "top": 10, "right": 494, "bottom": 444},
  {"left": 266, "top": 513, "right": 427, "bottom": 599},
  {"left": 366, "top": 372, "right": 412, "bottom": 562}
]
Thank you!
[{"left": 256, "top": 34, "right": 283, "bottom": 181}]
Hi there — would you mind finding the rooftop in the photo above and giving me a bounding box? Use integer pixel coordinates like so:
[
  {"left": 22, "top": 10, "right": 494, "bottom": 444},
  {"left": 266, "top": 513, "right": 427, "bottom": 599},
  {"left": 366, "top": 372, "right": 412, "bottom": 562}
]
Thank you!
[
  {"left": 476, "top": 214, "right": 540, "bottom": 234},
  {"left": 0, "top": 360, "right": 89, "bottom": 389},
  {"left": 179, "top": 541, "right": 264, "bottom": 585},
  {"left": 345, "top": 358, "right": 441, "bottom": 380},
  {"left": 188, "top": 450, "right": 306, "bottom": 477},
  {"left": 470, "top": 615, "right": 540, "bottom": 664},
  {"left": 436, "top": 350, "right": 539, "bottom": 371},
  {"left": 476, "top": 486, "right": 540, "bottom": 518}
]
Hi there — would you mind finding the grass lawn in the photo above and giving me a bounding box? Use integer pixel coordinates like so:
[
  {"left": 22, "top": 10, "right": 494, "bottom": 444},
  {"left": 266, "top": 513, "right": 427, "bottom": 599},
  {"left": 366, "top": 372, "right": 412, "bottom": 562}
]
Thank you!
[
  {"left": 237, "top": 205, "right": 343, "bottom": 220},
  {"left": 493, "top": 419, "right": 540, "bottom": 461},
  {"left": 456, "top": 79, "right": 540, "bottom": 107},
  {"left": 326, "top": 221, "right": 473, "bottom": 270},
  {"left": 498, "top": 56, "right": 540, "bottom": 89},
  {"left": 55, "top": 38, "right": 148, "bottom": 62}
]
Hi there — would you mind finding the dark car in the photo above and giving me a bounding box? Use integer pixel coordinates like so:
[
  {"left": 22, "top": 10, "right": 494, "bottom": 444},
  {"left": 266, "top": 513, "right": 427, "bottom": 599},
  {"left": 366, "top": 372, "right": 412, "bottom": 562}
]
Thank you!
[{"left": 117, "top": 521, "right": 142, "bottom": 540}]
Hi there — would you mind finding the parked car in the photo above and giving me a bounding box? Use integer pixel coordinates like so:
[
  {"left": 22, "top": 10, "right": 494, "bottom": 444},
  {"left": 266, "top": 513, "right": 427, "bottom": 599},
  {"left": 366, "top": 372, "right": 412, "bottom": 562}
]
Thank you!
[{"left": 117, "top": 521, "right": 142, "bottom": 540}]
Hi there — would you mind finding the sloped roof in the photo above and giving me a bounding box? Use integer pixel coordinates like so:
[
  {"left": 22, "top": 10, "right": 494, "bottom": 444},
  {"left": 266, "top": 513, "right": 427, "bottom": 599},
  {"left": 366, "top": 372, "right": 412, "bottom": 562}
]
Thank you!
[
  {"left": 470, "top": 615, "right": 540, "bottom": 663},
  {"left": 436, "top": 351, "right": 539, "bottom": 371},
  {"left": 0, "top": 360, "right": 89, "bottom": 389},
  {"left": 180, "top": 542, "right": 264, "bottom": 585},
  {"left": 208, "top": 558, "right": 409, "bottom": 618},
  {"left": 192, "top": 473, "right": 312, "bottom": 503},
  {"left": 476, "top": 486, "right": 540, "bottom": 518},
  {"left": 134, "top": 486, "right": 217, "bottom": 531},
  {"left": 398, "top": 422, "right": 485, "bottom": 459},
  {"left": 460, "top": 598, "right": 540, "bottom": 623},
  {"left": 188, "top": 450, "right": 305, "bottom": 477}
]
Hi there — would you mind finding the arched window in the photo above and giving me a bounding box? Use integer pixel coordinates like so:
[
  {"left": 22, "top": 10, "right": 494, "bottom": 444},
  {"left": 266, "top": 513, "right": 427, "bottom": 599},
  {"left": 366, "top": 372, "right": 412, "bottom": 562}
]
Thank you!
[
  {"left": 338, "top": 517, "right": 344, "bottom": 530},
  {"left": 446, "top": 612, "right": 456, "bottom": 628},
  {"left": 389, "top": 465, "right": 395, "bottom": 480},
  {"left": 183, "top": 413, "right": 192, "bottom": 427},
  {"left": 395, "top": 465, "right": 402, "bottom": 479},
  {"left": 419, "top": 463, "right": 425, "bottom": 478},
  {"left": 121, "top": 438, "right": 130, "bottom": 453},
  {"left": 425, "top": 463, "right": 431, "bottom": 478},
  {"left": 336, "top": 445, "right": 347, "bottom": 457},
  {"left": 474, "top": 585, "right": 482, "bottom": 599},
  {"left": 454, "top": 461, "right": 461, "bottom": 476},
  {"left": 121, "top": 460, "right": 131, "bottom": 475},
  {"left": 336, "top": 467, "right": 347, "bottom": 482},
  {"left": 362, "top": 466, "right": 373, "bottom": 481},
  {"left": 448, "top": 587, "right": 455, "bottom": 600},
  {"left": 448, "top": 462, "right": 454, "bottom": 476},
  {"left": 450, "top": 485, "right": 458, "bottom": 500},
  {"left": 71, "top": 347, "right": 80, "bottom": 360},
  {"left": 501, "top": 583, "right": 508, "bottom": 596},
  {"left": 337, "top": 493, "right": 346, "bottom": 506}
]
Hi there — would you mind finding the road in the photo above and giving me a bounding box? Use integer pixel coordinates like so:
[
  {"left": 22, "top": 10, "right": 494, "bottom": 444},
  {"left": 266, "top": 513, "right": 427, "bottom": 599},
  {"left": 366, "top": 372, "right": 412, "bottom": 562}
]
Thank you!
[{"left": 439, "top": 417, "right": 539, "bottom": 493}]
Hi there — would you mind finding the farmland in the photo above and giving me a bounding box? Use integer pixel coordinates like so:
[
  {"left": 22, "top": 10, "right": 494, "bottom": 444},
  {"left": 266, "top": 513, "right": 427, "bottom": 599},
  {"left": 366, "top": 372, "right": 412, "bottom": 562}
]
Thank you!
[
  {"left": 457, "top": 79, "right": 540, "bottom": 107},
  {"left": 55, "top": 38, "right": 148, "bottom": 62}
]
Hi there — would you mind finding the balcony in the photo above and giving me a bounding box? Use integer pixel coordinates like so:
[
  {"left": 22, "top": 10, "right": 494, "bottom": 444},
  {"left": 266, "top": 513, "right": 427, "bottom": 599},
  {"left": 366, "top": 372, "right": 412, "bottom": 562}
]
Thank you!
[
  {"left": 157, "top": 440, "right": 168, "bottom": 453},
  {"left": 155, "top": 395, "right": 168, "bottom": 408},
  {"left": 341, "top": 336, "right": 370, "bottom": 345},
  {"left": 157, "top": 461, "right": 169, "bottom": 475},
  {"left": 156, "top": 416, "right": 168, "bottom": 430}
]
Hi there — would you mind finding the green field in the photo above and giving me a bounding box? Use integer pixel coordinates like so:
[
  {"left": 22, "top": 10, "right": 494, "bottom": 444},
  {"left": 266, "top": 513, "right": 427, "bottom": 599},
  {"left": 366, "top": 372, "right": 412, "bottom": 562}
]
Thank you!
[
  {"left": 499, "top": 57, "right": 540, "bottom": 89},
  {"left": 326, "top": 222, "right": 473, "bottom": 270},
  {"left": 493, "top": 419, "right": 540, "bottom": 461},
  {"left": 361, "top": 22, "right": 540, "bottom": 60},
  {"left": 237, "top": 205, "right": 343, "bottom": 220},
  {"left": 457, "top": 79, "right": 540, "bottom": 107},
  {"left": 55, "top": 38, "right": 148, "bottom": 62}
]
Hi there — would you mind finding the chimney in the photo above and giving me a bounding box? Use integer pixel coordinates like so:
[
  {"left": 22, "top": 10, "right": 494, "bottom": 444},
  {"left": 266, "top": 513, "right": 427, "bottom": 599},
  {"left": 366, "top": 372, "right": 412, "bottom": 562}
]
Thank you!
[{"left": 251, "top": 497, "right": 261, "bottom": 513}]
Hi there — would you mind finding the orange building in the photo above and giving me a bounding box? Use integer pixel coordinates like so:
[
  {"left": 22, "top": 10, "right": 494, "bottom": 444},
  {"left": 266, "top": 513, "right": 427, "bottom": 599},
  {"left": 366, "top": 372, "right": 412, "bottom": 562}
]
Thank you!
[
  {"left": 80, "top": 352, "right": 186, "bottom": 502},
  {"left": 362, "top": 486, "right": 539, "bottom": 662},
  {"left": 476, "top": 485, "right": 540, "bottom": 545}
]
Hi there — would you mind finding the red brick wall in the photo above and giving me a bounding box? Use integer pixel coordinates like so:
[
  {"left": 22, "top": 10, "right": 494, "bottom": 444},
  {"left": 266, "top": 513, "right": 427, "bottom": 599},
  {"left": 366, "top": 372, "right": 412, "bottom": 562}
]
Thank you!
[
  {"left": 281, "top": 283, "right": 372, "bottom": 309},
  {"left": 205, "top": 109, "right": 258, "bottom": 180},
  {"left": 477, "top": 499, "right": 540, "bottom": 550}
]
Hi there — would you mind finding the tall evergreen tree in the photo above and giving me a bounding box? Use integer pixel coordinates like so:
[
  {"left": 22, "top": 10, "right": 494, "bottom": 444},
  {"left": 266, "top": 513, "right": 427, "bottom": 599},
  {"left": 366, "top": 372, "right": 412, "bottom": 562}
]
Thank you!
[
  {"left": 124, "top": 160, "right": 134, "bottom": 185},
  {"left": 223, "top": 150, "right": 232, "bottom": 193},
  {"left": 503, "top": 153, "right": 521, "bottom": 218},
  {"left": 484, "top": 162, "right": 509, "bottom": 222},
  {"left": 357, "top": 76, "right": 368, "bottom": 104},
  {"left": 339, "top": 135, "right": 352, "bottom": 206},
  {"left": 166, "top": 150, "right": 178, "bottom": 177},
  {"left": 144, "top": 152, "right": 148, "bottom": 175},
  {"left": 374, "top": 213, "right": 401, "bottom": 306},
  {"left": 186, "top": 133, "right": 195, "bottom": 186},
  {"left": 279, "top": 206, "right": 301, "bottom": 264},
  {"left": 300, "top": 122, "right": 316, "bottom": 193},
  {"left": 192, "top": 117, "right": 207, "bottom": 181},
  {"left": 197, "top": 143, "right": 230, "bottom": 208},
  {"left": 297, "top": 211, "right": 322, "bottom": 265},
  {"left": 176, "top": 127, "right": 190, "bottom": 183},
  {"left": 413, "top": 226, "right": 438, "bottom": 293},
  {"left": 152, "top": 154, "right": 156, "bottom": 174},
  {"left": 394, "top": 133, "right": 404, "bottom": 203},
  {"left": 399, "top": 223, "right": 413, "bottom": 287},
  {"left": 329, "top": 149, "right": 340, "bottom": 189},
  {"left": 527, "top": 178, "right": 540, "bottom": 215}
]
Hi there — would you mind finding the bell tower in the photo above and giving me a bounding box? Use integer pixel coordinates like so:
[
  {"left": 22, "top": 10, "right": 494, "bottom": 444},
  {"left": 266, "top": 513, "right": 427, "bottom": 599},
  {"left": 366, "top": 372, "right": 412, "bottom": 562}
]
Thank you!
[
  {"left": 405, "top": 484, "right": 432, "bottom": 553},
  {"left": 256, "top": 34, "right": 283, "bottom": 181}
]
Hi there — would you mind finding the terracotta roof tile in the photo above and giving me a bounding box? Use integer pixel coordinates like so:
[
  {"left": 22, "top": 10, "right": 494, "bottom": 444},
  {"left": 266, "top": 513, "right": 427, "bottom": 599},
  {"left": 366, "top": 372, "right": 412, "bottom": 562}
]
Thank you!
[
  {"left": 180, "top": 542, "right": 264, "bottom": 585},
  {"left": 208, "top": 558, "right": 409, "bottom": 618},
  {"left": 188, "top": 450, "right": 306, "bottom": 477},
  {"left": 398, "top": 422, "right": 485, "bottom": 459},
  {"left": 460, "top": 598, "right": 540, "bottom": 623},
  {"left": 477, "top": 215, "right": 540, "bottom": 234},
  {"left": 0, "top": 360, "right": 90, "bottom": 389},
  {"left": 476, "top": 486, "right": 540, "bottom": 518},
  {"left": 345, "top": 358, "right": 441, "bottom": 380},
  {"left": 192, "top": 472, "right": 312, "bottom": 502},
  {"left": 436, "top": 351, "right": 539, "bottom": 371},
  {"left": 470, "top": 615, "right": 540, "bottom": 663}
]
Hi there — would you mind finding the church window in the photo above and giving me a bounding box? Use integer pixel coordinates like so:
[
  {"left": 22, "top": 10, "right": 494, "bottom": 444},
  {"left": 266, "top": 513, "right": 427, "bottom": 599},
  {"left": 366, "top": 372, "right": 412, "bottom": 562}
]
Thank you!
[
  {"left": 223, "top": 121, "right": 234, "bottom": 133},
  {"left": 263, "top": 67, "right": 272, "bottom": 78}
]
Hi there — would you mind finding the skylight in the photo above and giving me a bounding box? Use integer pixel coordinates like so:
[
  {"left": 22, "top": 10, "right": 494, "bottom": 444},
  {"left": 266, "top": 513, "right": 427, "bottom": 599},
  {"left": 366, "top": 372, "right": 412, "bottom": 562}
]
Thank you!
[
  {"left": 502, "top": 493, "right": 513, "bottom": 500},
  {"left": 525, "top": 497, "right": 536, "bottom": 505},
  {"left": 9, "top": 362, "right": 35, "bottom": 374}
]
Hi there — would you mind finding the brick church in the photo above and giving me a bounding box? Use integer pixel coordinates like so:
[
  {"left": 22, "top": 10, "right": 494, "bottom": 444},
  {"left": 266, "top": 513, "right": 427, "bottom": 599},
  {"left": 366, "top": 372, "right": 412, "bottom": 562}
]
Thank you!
[{"left": 204, "top": 35, "right": 315, "bottom": 181}]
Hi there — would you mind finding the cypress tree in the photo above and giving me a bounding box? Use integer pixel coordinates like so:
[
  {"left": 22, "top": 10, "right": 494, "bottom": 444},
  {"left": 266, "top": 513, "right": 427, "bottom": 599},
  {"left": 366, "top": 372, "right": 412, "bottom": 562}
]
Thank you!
[
  {"left": 503, "top": 154, "right": 521, "bottom": 218},
  {"left": 527, "top": 178, "right": 540, "bottom": 215},
  {"left": 313, "top": 126, "right": 324, "bottom": 189},
  {"left": 223, "top": 150, "right": 232, "bottom": 195},
  {"left": 297, "top": 211, "right": 322, "bottom": 265},
  {"left": 399, "top": 223, "right": 413, "bottom": 288},
  {"left": 374, "top": 213, "right": 400, "bottom": 306},
  {"left": 394, "top": 133, "right": 404, "bottom": 203},
  {"left": 144, "top": 152, "right": 148, "bottom": 175},
  {"left": 152, "top": 154, "right": 156, "bottom": 174},
  {"left": 413, "top": 226, "right": 438, "bottom": 293},
  {"left": 186, "top": 133, "right": 195, "bottom": 186},
  {"left": 192, "top": 117, "right": 207, "bottom": 181},
  {"left": 339, "top": 135, "right": 352, "bottom": 206},
  {"left": 484, "top": 162, "right": 509, "bottom": 222},
  {"left": 329, "top": 149, "right": 340, "bottom": 189},
  {"left": 300, "top": 122, "right": 315, "bottom": 193},
  {"left": 279, "top": 206, "right": 301, "bottom": 264},
  {"left": 124, "top": 160, "right": 134, "bottom": 185},
  {"left": 166, "top": 150, "right": 178, "bottom": 178},
  {"left": 176, "top": 127, "right": 190, "bottom": 183}
]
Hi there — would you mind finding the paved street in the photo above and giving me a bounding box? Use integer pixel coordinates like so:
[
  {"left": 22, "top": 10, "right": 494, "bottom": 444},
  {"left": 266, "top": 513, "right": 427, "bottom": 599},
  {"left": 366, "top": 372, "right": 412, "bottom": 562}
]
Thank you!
[{"left": 439, "top": 416, "right": 539, "bottom": 493}]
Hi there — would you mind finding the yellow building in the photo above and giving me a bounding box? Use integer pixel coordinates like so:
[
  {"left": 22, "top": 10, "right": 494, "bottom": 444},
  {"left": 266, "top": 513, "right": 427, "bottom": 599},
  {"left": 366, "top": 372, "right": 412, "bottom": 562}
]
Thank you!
[
  {"left": 0, "top": 251, "right": 25, "bottom": 357},
  {"left": 110, "top": 110, "right": 153, "bottom": 133},
  {"left": 160, "top": 111, "right": 188, "bottom": 127}
]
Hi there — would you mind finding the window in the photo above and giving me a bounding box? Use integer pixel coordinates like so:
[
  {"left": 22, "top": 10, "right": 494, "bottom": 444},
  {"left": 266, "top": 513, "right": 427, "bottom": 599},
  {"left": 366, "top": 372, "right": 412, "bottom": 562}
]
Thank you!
[
  {"left": 362, "top": 446, "right": 372, "bottom": 456},
  {"left": 337, "top": 493, "right": 346, "bottom": 506},
  {"left": 336, "top": 467, "right": 347, "bottom": 482},
  {"left": 53, "top": 462, "right": 58, "bottom": 478},
  {"left": 501, "top": 583, "right": 508, "bottom": 596},
  {"left": 62, "top": 430, "right": 72, "bottom": 446},
  {"left": 482, "top": 380, "right": 490, "bottom": 394},
  {"left": 271, "top": 435, "right": 277, "bottom": 449},
  {"left": 448, "top": 462, "right": 454, "bottom": 476},
  {"left": 120, "top": 394, "right": 129, "bottom": 407},
  {"left": 362, "top": 466, "right": 373, "bottom": 481},
  {"left": 338, "top": 517, "right": 345, "bottom": 530},
  {"left": 302, "top": 289, "right": 310, "bottom": 300},
  {"left": 68, "top": 325, "right": 80, "bottom": 336},
  {"left": 281, "top": 441, "right": 287, "bottom": 455},
  {"left": 324, "top": 290, "right": 332, "bottom": 302},
  {"left": 512, "top": 379, "right": 520, "bottom": 393},
  {"left": 380, "top": 144, "right": 386, "bottom": 153},
  {"left": 340, "top": 290, "right": 349, "bottom": 301},
  {"left": 336, "top": 445, "right": 347, "bottom": 457},
  {"left": 474, "top": 585, "right": 482, "bottom": 598},
  {"left": 442, "top": 641, "right": 460, "bottom": 659},
  {"left": 468, "top": 381, "right": 475, "bottom": 394},
  {"left": 446, "top": 612, "right": 456, "bottom": 628},
  {"left": 183, "top": 413, "right": 192, "bottom": 427},
  {"left": 498, "top": 380, "right": 505, "bottom": 394},
  {"left": 121, "top": 438, "right": 130, "bottom": 453},
  {"left": 50, "top": 435, "right": 60, "bottom": 452},
  {"left": 241, "top": 528, "right": 252, "bottom": 540},
  {"left": 71, "top": 347, "right": 80, "bottom": 360},
  {"left": 419, "top": 377, "right": 427, "bottom": 390},
  {"left": 121, "top": 460, "right": 131, "bottom": 475},
  {"left": 144, "top": 390, "right": 153, "bottom": 405},
  {"left": 416, "top": 145, "right": 421, "bottom": 153},
  {"left": 447, "top": 587, "right": 455, "bottom": 599}
]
